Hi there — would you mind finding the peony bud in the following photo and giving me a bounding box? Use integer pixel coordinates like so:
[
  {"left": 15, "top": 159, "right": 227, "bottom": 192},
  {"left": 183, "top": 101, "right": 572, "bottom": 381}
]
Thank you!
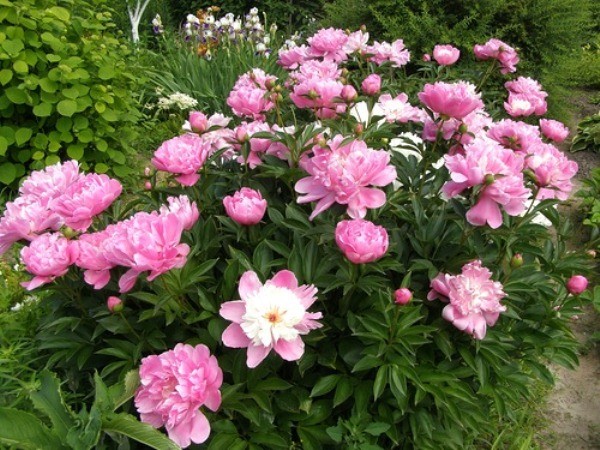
[
  {"left": 189, "top": 111, "right": 208, "bottom": 134},
  {"left": 223, "top": 187, "right": 267, "bottom": 226},
  {"left": 107, "top": 296, "right": 123, "bottom": 313},
  {"left": 354, "top": 123, "right": 364, "bottom": 135},
  {"left": 394, "top": 288, "right": 413, "bottom": 305},
  {"left": 510, "top": 253, "right": 523, "bottom": 268},
  {"left": 361, "top": 74, "right": 381, "bottom": 96},
  {"left": 422, "top": 53, "right": 431, "bottom": 62},
  {"left": 566, "top": 275, "right": 588, "bottom": 295},
  {"left": 335, "top": 219, "right": 388, "bottom": 264},
  {"left": 144, "top": 181, "right": 152, "bottom": 190},
  {"left": 484, "top": 174, "right": 495, "bottom": 185},
  {"left": 341, "top": 84, "right": 358, "bottom": 103}
]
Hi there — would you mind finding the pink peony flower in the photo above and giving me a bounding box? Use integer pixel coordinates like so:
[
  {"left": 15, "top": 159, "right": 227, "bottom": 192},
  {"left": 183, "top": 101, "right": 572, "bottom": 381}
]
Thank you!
[
  {"left": 335, "top": 219, "right": 389, "bottom": 264},
  {"left": 307, "top": 27, "right": 348, "bottom": 62},
  {"left": 343, "top": 29, "right": 369, "bottom": 54},
  {"left": 188, "top": 111, "right": 209, "bottom": 133},
  {"left": 134, "top": 344, "right": 223, "bottom": 448},
  {"left": 20, "top": 233, "right": 79, "bottom": 290},
  {"left": 473, "top": 38, "right": 519, "bottom": 74},
  {"left": 232, "top": 121, "right": 291, "bottom": 168},
  {"left": 19, "top": 160, "right": 82, "bottom": 206},
  {"left": 394, "top": 288, "right": 413, "bottom": 305},
  {"left": 0, "top": 195, "right": 62, "bottom": 254},
  {"left": 341, "top": 84, "right": 358, "bottom": 103},
  {"left": 74, "top": 230, "right": 114, "bottom": 289},
  {"left": 361, "top": 74, "right": 381, "bottom": 96},
  {"left": 220, "top": 270, "right": 322, "bottom": 368},
  {"left": 524, "top": 142, "right": 578, "bottom": 200},
  {"left": 295, "top": 135, "right": 397, "bottom": 220},
  {"left": 227, "top": 86, "right": 274, "bottom": 121},
  {"left": 223, "top": 188, "right": 267, "bottom": 226},
  {"left": 422, "top": 53, "right": 431, "bottom": 62},
  {"left": 151, "top": 133, "right": 211, "bottom": 186},
  {"left": 443, "top": 137, "right": 531, "bottom": 229},
  {"left": 433, "top": 44, "right": 460, "bottom": 66},
  {"left": 504, "top": 77, "right": 548, "bottom": 116},
  {"left": 487, "top": 119, "right": 542, "bottom": 152},
  {"left": 418, "top": 81, "right": 484, "bottom": 120},
  {"left": 566, "top": 275, "right": 588, "bottom": 295},
  {"left": 504, "top": 93, "right": 536, "bottom": 117},
  {"left": 377, "top": 93, "right": 425, "bottom": 124},
  {"left": 366, "top": 40, "right": 410, "bottom": 67},
  {"left": 51, "top": 173, "right": 122, "bottom": 231},
  {"left": 160, "top": 195, "right": 200, "bottom": 231},
  {"left": 107, "top": 296, "right": 123, "bottom": 313},
  {"left": 539, "top": 119, "right": 569, "bottom": 143},
  {"left": 278, "top": 44, "right": 310, "bottom": 70},
  {"left": 428, "top": 260, "right": 506, "bottom": 339},
  {"left": 289, "top": 60, "right": 341, "bottom": 84},
  {"left": 290, "top": 77, "right": 346, "bottom": 119}
]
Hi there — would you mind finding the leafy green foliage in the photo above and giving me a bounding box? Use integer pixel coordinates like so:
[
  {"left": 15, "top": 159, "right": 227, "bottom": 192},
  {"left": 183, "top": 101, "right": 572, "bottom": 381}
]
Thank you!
[
  {"left": 0, "top": 0, "right": 143, "bottom": 187},
  {"left": 577, "top": 168, "right": 600, "bottom": 253},
  {"left": 572, "top": 113, "right": 600, "bottom": 153}
]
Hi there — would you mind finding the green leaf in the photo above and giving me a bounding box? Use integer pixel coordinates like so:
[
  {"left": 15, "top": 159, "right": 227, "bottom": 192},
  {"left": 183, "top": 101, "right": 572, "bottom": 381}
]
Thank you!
[
  {"left": 332, "top": 377, "right": 353, "bottom": 407},
  {"left": 310, "top": 375, "right": 340, "bottom": 397},
  {"left": 13, "top": 60, "right": 28, "bottom": 74},
  {"left": 98, "top": 65, "right": 115, "bottom": 80},
  {"left": 57, "top": 99, "right": 78, "bottom": 117},
  {"left": 33, "top": 102, "right": 53, "bottom": 117},
  {"left": 29, "top": 370, "right": 75, "bottom": 440},
  {"left": 0, "top": 69, "right": 12, "bottom": 85},
  {"left": 102, "top": 413, "right": 180, "bottom": 450},
  {"left": 47, "top": 6, "right": 70, "bottom": 21},
  {"left": 5, "top": 86, "right": 28, "bottom": 104},
  {"left": 111, "top": 370, "right": 140, "bottom": 411},
  {"left": 67, "top": 144, "right": 84, "bottom": 160},
  {"left": 15, "top": 127, "right": 32, "bottom": 146},
  {"left": 0, "top": 407, "right": 66, "bottom": 450},
  {"left": 0, "top": 162, "right": 17, "bottom": 185},
  {"left": 364, "top": 422, "right": 390, "bottom": 436}
]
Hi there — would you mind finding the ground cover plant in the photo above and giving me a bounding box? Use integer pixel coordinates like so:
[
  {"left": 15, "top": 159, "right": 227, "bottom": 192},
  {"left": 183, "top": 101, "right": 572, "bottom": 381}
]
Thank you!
[{"left": 0, "top": 24, "right": 596, "bottom": 450}]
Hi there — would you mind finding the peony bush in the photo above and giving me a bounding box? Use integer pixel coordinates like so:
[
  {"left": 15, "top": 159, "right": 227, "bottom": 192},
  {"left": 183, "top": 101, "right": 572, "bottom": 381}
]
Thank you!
[{"left": 0, "top": 27, "right": 594, "bottom": 449}]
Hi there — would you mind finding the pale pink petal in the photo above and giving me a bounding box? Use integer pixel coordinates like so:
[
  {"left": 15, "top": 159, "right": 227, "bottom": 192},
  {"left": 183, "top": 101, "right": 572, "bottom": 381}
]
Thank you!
[
  {"left": 83, "top": 269, "right": 111, "bottom": 289},
  {"left": 466, "top": 195, "right": 503, "bottom": 229},
  {"left": 273, "top": 336, "right": 305, "bottom": 361},
  {"left": 221, "top": 323, "right": 251, "bottom": 348},
  {"left": 21, "top": 276, "right": 52, "bottom": 290},
  {"left": 188, "top": 411, "right": 211, "bottom": 445},
  {"left": 219, "top": 301, "right": 246, "bottom": 323},
  {"left": 269, "top": 270, "right": 298, "bottom": 290},
  {"left": 246, "top": 344, "right": 271, "bottom": 368},
  {"left": 118, "top": 268, "right": 141, "bottom": 293},
  {"left": 238, "top": 271, "right": 262, "bottom": 300},
  {"left": 175, "top": 173, "right": 200, "bottom": 186}
]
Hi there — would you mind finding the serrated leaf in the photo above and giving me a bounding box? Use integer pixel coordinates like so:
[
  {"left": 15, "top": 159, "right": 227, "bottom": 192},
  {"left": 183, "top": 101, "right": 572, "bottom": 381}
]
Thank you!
[{"left": 29, "top": 370, "right": 75, "bottom": 440}]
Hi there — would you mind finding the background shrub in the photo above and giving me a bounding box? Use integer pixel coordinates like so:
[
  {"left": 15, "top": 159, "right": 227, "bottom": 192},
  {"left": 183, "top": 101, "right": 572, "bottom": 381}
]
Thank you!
[{"left": 0, "top": 0, "right": 143, "bottom": 189}]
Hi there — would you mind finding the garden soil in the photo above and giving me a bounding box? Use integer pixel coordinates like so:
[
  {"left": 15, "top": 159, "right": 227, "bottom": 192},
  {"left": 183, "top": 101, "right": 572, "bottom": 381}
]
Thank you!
[{"left": 541, "top": 91, "right": 600, "bottom": 449}]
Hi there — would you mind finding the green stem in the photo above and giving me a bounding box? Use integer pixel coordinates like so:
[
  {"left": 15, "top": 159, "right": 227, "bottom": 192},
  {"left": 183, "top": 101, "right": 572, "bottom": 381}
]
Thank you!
[{"left": 477, "top": 59, "right": 498, "bottom": 92}]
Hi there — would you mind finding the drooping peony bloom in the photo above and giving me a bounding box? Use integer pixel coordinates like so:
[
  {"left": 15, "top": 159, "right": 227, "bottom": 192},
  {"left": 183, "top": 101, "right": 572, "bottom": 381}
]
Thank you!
[
  {"left": 220, "top": 270, "right": 322, "bottom": 368},
  {"left": 377, "top": 93, "right": 425, "bottom": 124},
  {"left": 566, "top": 275, "right": 588, "bottom": 295},
  {"left": 223, "top": 188, "right": 267, "bottom": 226},
  {"left": 394, "top": 288, "right": 413, "bottom": 305},
  {"left": 539, "top": 119, "right": 569, "bottom": 143},
  {"left": 443, "top": 137, "right": 530, "bottom": 229},
  {"left": 361, "top": 74, "right": 381, "bottom": 96},
  {"left": 335, "top": 219, "right": 389, "bottom": 264},
  {"left": 135, "top": 344, "right": 223, "bottom": 448},
  {"left": 523, "top": 142, "right": 578, "bottom": 200},
  {"left": 428, "top": 260, "right": 506, "bottom": 339},
  {"left": 0, "top": 196, "right": 62, "bottom": 254},
  {"left": 433, "top": 44, "right": 460, "bottom": 66},
  {"left": 50, "top": 173, "right": 122, "bottom": 231},
  {"left": 473, "top": 38, "right": 519, "bottom": 74},
  {"left": 307, "top": 27, "right": 348, "bottom": 62},
  {"left": 418, "top": 81, "right": 484, "bottom": 120},
  {"left": 20, "top": 233, "right": 79, "bottom": 290},
  {"left": 151, "top": 133, "right": 211, "bottom": 186},
  {"left": 295, "top": 135, "right": 397, "bottom": 220},
  {"left": 19, "top": 160, "right": 82, "bottom": 206}
]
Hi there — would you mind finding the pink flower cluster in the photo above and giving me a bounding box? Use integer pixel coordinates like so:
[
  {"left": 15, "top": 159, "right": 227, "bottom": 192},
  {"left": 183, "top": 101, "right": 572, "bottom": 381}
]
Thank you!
[
  {"left": 75, "top": 195, "right": 199, "bottom": 293},
  {"left": 0, "top": 160, "right": 121, "bottom": 254},
  {"left": 365, "top": 39, "right": 411, "bottom": 67},
  {"left": 295, "top": 135, "right": 397, "bottom": 220},
  {"left": 220, "top": 270, "right": 322, "bottom": 368},
  {"left": 443, "top": 137, "right": 530, "bottom": 228},
  {"left": 226, "top": 68, "right": 277, "bottom": 120},
  {"left": 152, "top": 133, "right": 212, "bottom": 186},
  {"left": 135, "top": 344, "right": 223, "bottom": 448},
  {"left": 231, "top": 120, "right": 290, "bottom": 168},
  {"left": 419, "top": 81, "right": 484, "bottom": 120},
  {"left": 428, "top": 260, "right": 506, "bottom": 339},
  {"left": 377, "top": 93, "right": 425, "bottom": 124},
  {"left": 474, "top": 38, "right": 519, "bottom": 74},
  {"left": 504, "top": 77, "right": 548, "bottom": 117}
]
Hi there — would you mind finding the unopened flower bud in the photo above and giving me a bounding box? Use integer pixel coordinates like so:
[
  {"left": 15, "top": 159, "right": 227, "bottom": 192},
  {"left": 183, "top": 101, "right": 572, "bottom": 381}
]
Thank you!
[
  {"left": 360, "top": 24, "right": 367, "bottom": 32},
  {"left": 484, "top": 174, "right": 495, "bottom": 185},
  {"left": 317, "top": 137, "right": 328, "bottom": 148},
  {"left": 236, "top": 127, "right": 249, "bottom": 143},
  {"left": 354, "top": 123, "right": 364, "bottom": 135},
  {"left": 423, "top": 53, "right": 431, "bottom": 62},
  {"left": 341, "top": 68, "right": 349, "bottom": 77},
  {"left": 274, "top": 85, "right": 283, "bottom": 93},
  {"left": 265, "top": 79, "right": 276, "bottom": 90},
  {"left": 144, "top": 167, "right": 151, "bottom": 176},
  {"left": 107, "top": 296, "right": 123, "bottom": 313},
  {"left": 277, "top": 93, "right": 284, "bottom": 103},
  {"left": 341, "top": 84, "right": 358, "bottom": 103},
  {"left": 381, "top": 138, "right": 389, "bottom": 145},
  {"left": 458, "top": 123, "right": 469, "bottom": 134},
  {"left": 308, "top": 89, "right": 318, "bottom": 100},
  {"left": 62, "top": 227, "right": 78, "bottom": 239},
  {"left": 144, "top": 181, "right": 152, "bottom": 190},
  {"left": 510, "top": 253, "right": 523, "bottom": 268},
  {"left": 394, "top": 288, "right": 413, "bottom": 305},
  {"left": 566, "top": 275, "right": 588, "bottom": 295}
]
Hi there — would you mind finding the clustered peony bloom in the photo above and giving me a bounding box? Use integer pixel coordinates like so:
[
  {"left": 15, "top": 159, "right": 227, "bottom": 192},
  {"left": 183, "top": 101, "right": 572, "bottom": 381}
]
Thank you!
[
  {"left": 443, "top": 137, "right": 531, "bottom": 229},
  {"left": 473, "top": 38, "right": 519, "bottom": 74},
  {"left": 504, "top": 77, "right": 548, "bottom": 117},
  {"left": 220, "top": 270, "right": 322, "bottom": 368},
  {"left": 231, "top": 120, "right": 291, "bottom": 168},
  {"left": 135, "top": 344, "right": 223, "bottom": 448},
  {"left": 361, "top": 74, "right": 381, "bottom": 96},
  {"left": 428, "top": 260, "right": 506, "bottom": 339},
  {"left": 366, "top": 39, "right": 410, "bottom": 67},
  {"left": 152, "top": 133, "right": 212, "bottom": 186},
  {"left": 539, "top": 119, "right": 569, "bottom": 143},
  {"left": 20, "top": 233, "right": 78, "bottom": 290},
  {"left": 418, "top": 81, "right": 484, "bottom": 120},
  {"left": 377, "top": 93, "right": 425, "bottom": 124},
  {"left": 295, "top": 135, "right": 397, "bottom": 220},
  {"left": 226, "top": 69, "right": 277, "bottom": 120},
  {"left": 335, "top": 219, "right": 389, "bottom": 264},
  {"left": 307, "top": 27, "right": 348, "bottom": 63},
  {"left": 524, "top": 142, "right": 578, "bottom": 200},
  {"left": 223, "top": 187, "right": 267, "bottom": 226},
  {"left": 433, "top": 44, "right": 460, "bottom": 66}
]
